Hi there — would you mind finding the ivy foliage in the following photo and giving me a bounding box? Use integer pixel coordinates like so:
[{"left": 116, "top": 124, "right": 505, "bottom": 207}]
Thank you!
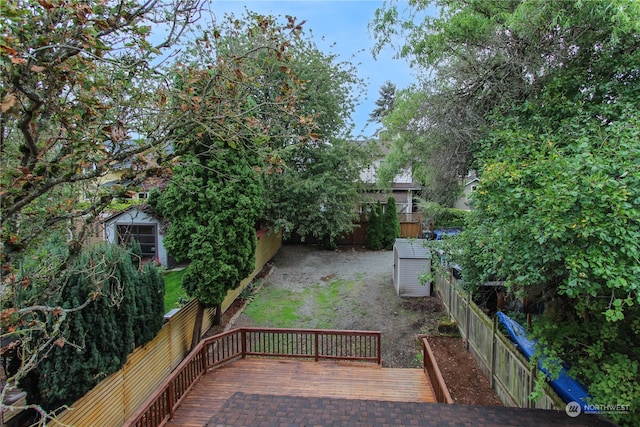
[{"left": 17, "top": 242, "right": 164, "bottom": 411}]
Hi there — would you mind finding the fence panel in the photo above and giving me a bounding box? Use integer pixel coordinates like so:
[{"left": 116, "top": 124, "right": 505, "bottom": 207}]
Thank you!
[{"left": 434, "top": 272, "right": 564, "bottom": 410}]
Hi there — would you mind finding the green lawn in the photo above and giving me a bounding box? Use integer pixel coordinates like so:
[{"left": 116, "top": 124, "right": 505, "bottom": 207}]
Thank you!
[
  {"left": 243, "top": 279, "right": 360, "bottom": 329},
  {"left": 163, "top": 269, "right": 187, "bottom": 313}
]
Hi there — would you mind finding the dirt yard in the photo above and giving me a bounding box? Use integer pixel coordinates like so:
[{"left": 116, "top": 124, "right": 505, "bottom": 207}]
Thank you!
[{"left": 217, "top": 243, "right": 501, "bottom": 406}]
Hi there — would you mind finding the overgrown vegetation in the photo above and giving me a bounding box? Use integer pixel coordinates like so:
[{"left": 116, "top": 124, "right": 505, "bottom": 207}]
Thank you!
[
  {"left": 420, "top": 201, "right": 469, "bottom": 229},
  {"left": 374, "top": 1, "right": 640, "bottom": 424},
  {"left": 14, "top": 243, "right": 164, "bottom": 412}
]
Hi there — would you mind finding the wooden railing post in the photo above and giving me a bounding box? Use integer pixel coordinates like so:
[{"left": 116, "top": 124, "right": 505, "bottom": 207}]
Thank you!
[
  {"left": 200, "top": 343, "right": 208, "bottom": 372},
  {"left": 168, "top": 380, "right": 175, "bottom": 420},
  {"left": 314, "top": 331, "right": 319, "bottom": 361},
  {"left": 377, "top": 333, "right": 382, "bottom": 365},
  {"left": 241, "top": 329, "right": 247, "bottom": 358}
]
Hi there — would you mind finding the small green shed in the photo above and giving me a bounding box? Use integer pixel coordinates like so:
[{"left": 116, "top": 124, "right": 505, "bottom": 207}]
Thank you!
[{"left": 393, "top": 239, "right": 432, "bottom": 297}]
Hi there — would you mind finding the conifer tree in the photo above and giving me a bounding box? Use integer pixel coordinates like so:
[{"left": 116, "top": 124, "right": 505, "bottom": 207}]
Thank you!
[
  {"left": 18, "top": 243, "right": 164, "bottom": 411},
  {"left": 366, "top": 202, "right": 384, "bottom": 250},
  {"left": 382, "top": 196, "right": 401, "bottom": 249}
]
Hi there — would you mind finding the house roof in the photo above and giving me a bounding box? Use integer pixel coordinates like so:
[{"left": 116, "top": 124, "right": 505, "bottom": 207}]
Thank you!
[
  {"left": 101, "top": 204, "right": 163, "bottom": 226},
  {"left": 394, "top": 182, "right": 422, "bottom": 191},
  {"left": 365, "top": 192, "right": 409, "bottom": 204},
  {"left": 465, "top": 177, "right": 480, "bottom": 187},
  {"left": 205, "top": 392, "right": 616, "bottom": 427}
]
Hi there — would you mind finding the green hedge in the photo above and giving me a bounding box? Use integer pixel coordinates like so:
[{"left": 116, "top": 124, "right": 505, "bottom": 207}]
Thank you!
[{"left": 20, "top": 242, "right": 165, "bottom": 411}]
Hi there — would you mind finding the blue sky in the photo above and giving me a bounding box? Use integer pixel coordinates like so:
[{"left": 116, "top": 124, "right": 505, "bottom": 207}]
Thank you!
[{"left": 208, "top": 0, "right": 420, "bottom": 138}]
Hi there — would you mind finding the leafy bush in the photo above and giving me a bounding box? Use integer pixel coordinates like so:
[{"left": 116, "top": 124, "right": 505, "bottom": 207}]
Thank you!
[
  {"left": 438, "top": 208, "right": 469, "bottom": 228},
  {"left": 419, "top": 200, "right": 469, "bottom": 228}
]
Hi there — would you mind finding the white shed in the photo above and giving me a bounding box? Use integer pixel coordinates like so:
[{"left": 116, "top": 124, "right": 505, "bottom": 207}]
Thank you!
[
  {"left": 102, "top": 206, "right": 174, "bottom": 268},
  {"left": 393, "top": 239, "right": 432, "bottom": 297}
]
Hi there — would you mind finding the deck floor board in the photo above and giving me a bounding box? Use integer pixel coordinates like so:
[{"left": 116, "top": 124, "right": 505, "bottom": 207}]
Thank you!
[{"left": 167, "top": 358, "right": 435, "bottom": 426}]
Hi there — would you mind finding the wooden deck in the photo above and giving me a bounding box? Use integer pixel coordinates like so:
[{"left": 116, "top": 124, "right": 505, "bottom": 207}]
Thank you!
[{"left": 167, "top": 358, "right": 436, "bottom": 426}]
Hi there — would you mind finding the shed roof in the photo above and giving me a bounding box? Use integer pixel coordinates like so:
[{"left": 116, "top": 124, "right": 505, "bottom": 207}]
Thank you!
[{"left": 394, "top": 239, "right": 431, "bottom": 259}]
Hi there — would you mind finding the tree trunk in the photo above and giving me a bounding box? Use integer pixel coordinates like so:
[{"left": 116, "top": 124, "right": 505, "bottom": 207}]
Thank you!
[
  {"left": 190, "top": 301, "right": 205, "bottom": 351},
  {"left": 214, "top": 303, "right": 222, "bottom": 326}
]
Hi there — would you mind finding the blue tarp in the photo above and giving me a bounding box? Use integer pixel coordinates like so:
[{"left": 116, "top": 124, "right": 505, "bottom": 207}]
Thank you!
[
  {"left": 496, "top": 312, "right": 592, "bottom": 408},
  {"left": 434, "top": 229, "right": 462, "bottom": 240}
]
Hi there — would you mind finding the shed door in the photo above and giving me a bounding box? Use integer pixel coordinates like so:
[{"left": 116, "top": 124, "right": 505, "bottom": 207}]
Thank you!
[{"left": 117, "top": 224, "right": 157, "bottom": 259}]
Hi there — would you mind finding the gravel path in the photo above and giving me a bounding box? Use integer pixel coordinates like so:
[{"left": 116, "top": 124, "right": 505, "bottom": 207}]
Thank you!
[{"left": 234, "top": 244, "right": 445, "bottom": 368}]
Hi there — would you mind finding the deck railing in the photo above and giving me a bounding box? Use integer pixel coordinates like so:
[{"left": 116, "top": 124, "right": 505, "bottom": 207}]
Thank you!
[
  {"left": 125, "top": 328, "right": 381, "bottom": 427},
  {"left": 419, "top": 336, "right": 454, "bottom": 404}
]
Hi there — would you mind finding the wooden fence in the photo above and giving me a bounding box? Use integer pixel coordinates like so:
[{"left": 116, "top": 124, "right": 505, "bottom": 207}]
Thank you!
[
  {"left": 434, "top": 270, "right": 565, "bottom": 410},
  {"left": 125, "top": 328, "right": 382, "bottom": 427},
  {"left": 338, "top": 212, "right": 423, "bottom": 245},
  {"left": 51, "top": 230, "right": 282, "bottom": 427}
]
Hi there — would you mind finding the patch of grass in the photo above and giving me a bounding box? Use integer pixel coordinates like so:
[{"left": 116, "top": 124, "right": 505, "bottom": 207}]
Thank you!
[
  {"left": 243, "top": 288, "right": 304, "bottom": 327},
  {"left": 314, "top": 280, "right": 342, "bottom": 306},
  {"left": 244, "top": 279, "right": 362, "bottom": 329},
  {"left": 309, "top": 279, "right": 356, "bottom": 328},
  {"left": 163, "top": 269, "right": 187, "bottom": 313}
]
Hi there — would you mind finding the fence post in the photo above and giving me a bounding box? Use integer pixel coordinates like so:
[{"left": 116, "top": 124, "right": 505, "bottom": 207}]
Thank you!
[
  {"left": 490, "top": 316, "right": 497, "bottom": 388},
  {"left": 529, "top": 365, "right": 538, "bottom": 409},
  {"left": 314, "top": 331, "right": 319, "bottom": 362},
  {"left": 465, "top": 291, "right": 470, "bottom": 350},
  {"left": 448, "top": 270, "right": 453, "bottom": 310}
]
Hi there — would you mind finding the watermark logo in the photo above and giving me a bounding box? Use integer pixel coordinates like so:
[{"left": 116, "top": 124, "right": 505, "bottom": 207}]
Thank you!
[
  {"left": 565, "top": 401, "right": 582, "bottom": 418},
  {"left": 565, "top": 401, "right": 630, "bottom": 417}
]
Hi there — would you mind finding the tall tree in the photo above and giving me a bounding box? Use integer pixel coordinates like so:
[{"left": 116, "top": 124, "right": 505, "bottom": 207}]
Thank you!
[
  {"left": 369, "top": 80, "right": 396, "bottom": 123},
  {"left": 260, "top": 22, "right": 367, "bottom": 249},
  {"left": 375, "top": 87, "right": 465, "bottom": 206},
  {"left": 373, "top": 1, "right": 640, "bottom": 424},
  {"left": 382, "top": 196, "right": 401, "bottom": 249},
  {"left": 151, "top": 144, "right": 263, "bottom": 340},
  {"left": 0, "top": 0, "right": 200, "bottom": 421},
  {"left": 150, "top": 12, "right": 316, "bottom": 345},
  {"left": 365, "top": 202, "right": 384, "bottom": 250},
  {"left": 263, "top": 139, "right": 364, "bottom": 250}
]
